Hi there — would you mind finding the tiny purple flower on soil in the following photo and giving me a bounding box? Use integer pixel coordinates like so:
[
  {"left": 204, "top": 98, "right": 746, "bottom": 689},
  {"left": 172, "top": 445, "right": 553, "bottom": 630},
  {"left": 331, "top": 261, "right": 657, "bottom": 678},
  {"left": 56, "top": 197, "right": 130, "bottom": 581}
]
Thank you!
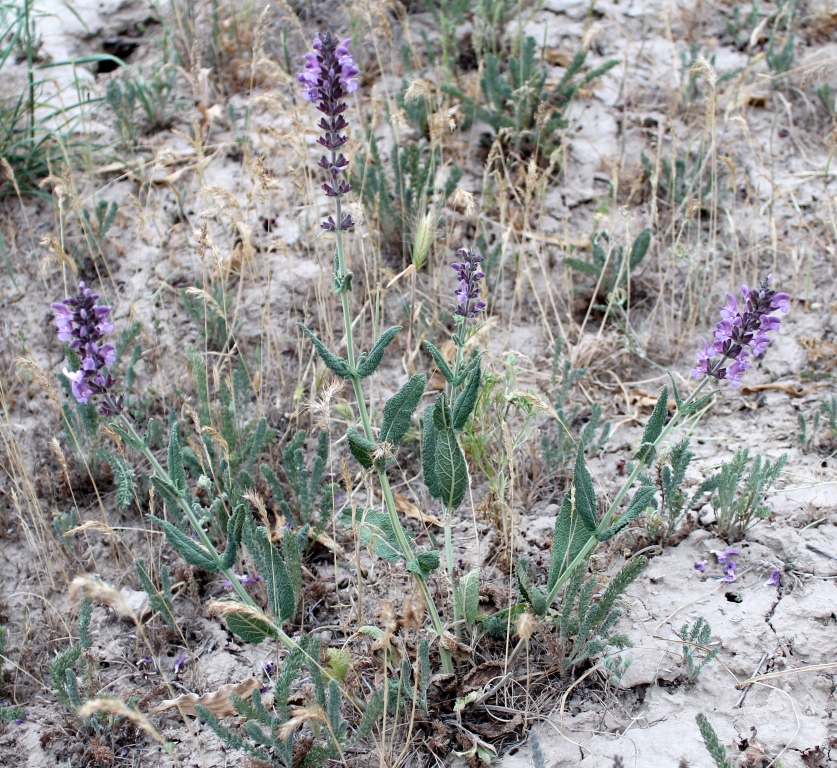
[
  {"left": 14, "top": 712, "right": 27, "bottom": 725},
  {"left": 262, "top": 661, "right": 275, "bottom": 674},
  {"left": 137, "top": 657, "right": 153, "bottom": 667},
  {"left": 691, "top": 275, "right": 789, "bottom": 386},
  {"left": 765, "top": 569, "right": 780, "bottom": 587},
  {"left": 172, "top": 654, "right": 186, "bottom": 674},
  {"left": 719, "top": 560, "right": 737, "bottom": 582},
  {"left": 694, "top": 560, "right": 707, "bottom": 572},
  {"left": 712, "top": 547, "right": 739, "bottom": 564},
  {"left": 222, "top": 571, "right": 262, "bottom": 587}
]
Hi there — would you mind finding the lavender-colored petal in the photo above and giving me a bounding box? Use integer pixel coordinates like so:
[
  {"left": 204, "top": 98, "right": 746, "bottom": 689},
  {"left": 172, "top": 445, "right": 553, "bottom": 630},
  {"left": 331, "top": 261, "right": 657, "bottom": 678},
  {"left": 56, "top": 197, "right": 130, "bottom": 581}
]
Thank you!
[{"left": 694, "top": 560, "right": 707, "bottom": 572}]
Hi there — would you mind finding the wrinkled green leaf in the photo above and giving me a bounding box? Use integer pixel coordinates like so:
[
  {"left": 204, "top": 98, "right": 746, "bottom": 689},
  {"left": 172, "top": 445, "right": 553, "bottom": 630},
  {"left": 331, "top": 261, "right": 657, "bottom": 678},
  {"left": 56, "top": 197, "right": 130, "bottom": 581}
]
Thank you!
[
  {"left": 167, "top": 421, "right": 187, "bottom": 493},
  {"left": 223, "top": 610, "right": 277, "bottom": 644},
  {"left": 149, "top": 515, "right": 219, "bottom": 572},
  {"left": 452, "top": 359, "right": 481, "bottom": 431},
  {"left": 435, "top": 429, "right": 467, "bottom": 510},
  {"left": 459, "top": 568, "right": 481, "bottom": 626},
  {"left": 347, "top": 426, "right": 376, "bottom": 469},
  {"left": 597, "top": 484, "right": 657, "bottom": 541},
  {"left": 357, "top": 326, "right": 401, "bottom": 378},
  {"left": 379, "top": 374, "right": 426, "bottom": 449},
  {"left": 422, "top": 404, "right": 442, "bottom": 499},
  {"left": 423, "top": 340, "right": 455, "bottom": 383},
  {"left": 547, "top": 447, "right": 598, "bottom": 591},
  {"left": 298, "top": 324, "right": 351, "bottom": 379},
  {"left": 629, "top": 227, "right": 651, "bottom": 271},
  {"left": 635, "top": 386, "right": 668, "bottom": 465}
]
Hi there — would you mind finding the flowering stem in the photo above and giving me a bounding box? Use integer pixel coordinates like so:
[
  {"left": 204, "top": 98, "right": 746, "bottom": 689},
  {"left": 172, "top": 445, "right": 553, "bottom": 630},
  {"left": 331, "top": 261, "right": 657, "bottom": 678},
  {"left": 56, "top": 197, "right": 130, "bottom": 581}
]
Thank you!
[{"left": 332, "top": 208, "right": 454, "bottom": 674}]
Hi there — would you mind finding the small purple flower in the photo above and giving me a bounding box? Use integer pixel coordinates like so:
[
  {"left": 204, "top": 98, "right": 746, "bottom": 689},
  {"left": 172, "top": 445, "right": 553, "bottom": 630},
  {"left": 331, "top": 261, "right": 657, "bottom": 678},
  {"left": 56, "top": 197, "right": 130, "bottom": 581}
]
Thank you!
[
  {"left": 765, "top": 569, "right": 780, "bottom": 587},
  {"left": 172, "top": 654, "right": 186, "bottom": 674},
  {"left": 137, "top": 657, "right": 153, "bottom": 668},
  {"left": 222, "top": 571, "right": 262, "bottom": 588},
  {"left": 262, "top": 661, "right": 275, "bottom": 674},
  {"left": 298, "top": 31, "right": 358, "bottom": 231},
  {"left": 694, "top": 560, "right": 707, "bottom": 572},
  {"left": 52, "top": 281, "right": 123, "bottom": 415},
  {"left": 14, "top": 711, "right": 27, "bottom": 725},
  {"left": 711, "top": 547, "right": 739, "bottom": 564},
  {"left": 722, "top": 560, "right": 736, "bottom": 581},
  {"left": 452, "top": 248, "right": 487, "bottom": 319},
  {"left": 692, "top": 276, "right": 789, "bottom": 386}
]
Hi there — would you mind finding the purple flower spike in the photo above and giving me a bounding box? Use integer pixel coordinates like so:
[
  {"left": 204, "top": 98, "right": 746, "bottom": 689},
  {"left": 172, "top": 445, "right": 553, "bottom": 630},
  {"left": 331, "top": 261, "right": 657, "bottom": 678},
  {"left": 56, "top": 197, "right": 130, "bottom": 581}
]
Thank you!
[
  {"left": 765, "top": 569, "right": 780, "bottom": 587},
  {"left": 52, "top": 282, "right": 123, "bottom": 416},
  {"left": 694, "top": 560, "right": 707, "bottom": 572},
  {"left": 452, "top": 248, "right": 487, "bottom": 319},
  {"left": 712, "top": 548, "right": 740, "bottom": 564},
  {"left": 299, "top": 31, "right": 358, "bottom": 230},
  {"left": 691, "top": 276, "right": 789, "bottom": 386}
]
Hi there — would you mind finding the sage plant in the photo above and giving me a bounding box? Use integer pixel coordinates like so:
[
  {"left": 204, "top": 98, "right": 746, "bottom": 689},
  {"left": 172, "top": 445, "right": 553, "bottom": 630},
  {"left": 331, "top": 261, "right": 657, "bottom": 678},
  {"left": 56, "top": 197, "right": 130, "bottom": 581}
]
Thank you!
[{"left": 296, "top": 32, "right": 459, "bottom": 672}]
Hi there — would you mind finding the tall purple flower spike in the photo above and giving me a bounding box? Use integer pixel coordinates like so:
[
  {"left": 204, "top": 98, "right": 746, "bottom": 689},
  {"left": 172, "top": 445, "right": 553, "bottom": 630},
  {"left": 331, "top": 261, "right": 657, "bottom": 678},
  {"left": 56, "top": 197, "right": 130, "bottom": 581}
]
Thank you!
[
  {"left": 452, "top": 248, "right": 487, "bottom": 319},
  {"left": 692, "top": 275, "right": 789, "bottom": 387},
  {"left": 298, "top": 32, "right": 358, "bottom": 232},
  {"left": 52, "top": 281, "right": 123, "bottom": 415}
]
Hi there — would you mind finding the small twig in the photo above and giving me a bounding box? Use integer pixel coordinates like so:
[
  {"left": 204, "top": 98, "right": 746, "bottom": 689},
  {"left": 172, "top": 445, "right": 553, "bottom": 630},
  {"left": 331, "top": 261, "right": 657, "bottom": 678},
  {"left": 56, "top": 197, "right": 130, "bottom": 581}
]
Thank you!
[
  {"left": 736, "top": 661, "right": 837, "bottom": 690},
  {"left": 735, "top": 652, "right": 768, "bottom": 708},
  {"left": 806, "top": 543, "right": 837, "bottom": 561}
]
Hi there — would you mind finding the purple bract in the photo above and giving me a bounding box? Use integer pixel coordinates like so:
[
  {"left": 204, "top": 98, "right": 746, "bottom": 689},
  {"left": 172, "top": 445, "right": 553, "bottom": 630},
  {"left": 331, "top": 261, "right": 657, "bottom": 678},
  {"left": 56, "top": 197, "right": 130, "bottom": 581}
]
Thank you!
[
  {"left": 452, "top": 248, "right": 487, "bottom": 319},
  {"left": 52, "top": 281, "right": 123, "bottom": 415},
  {"left": 298, "top": 31, "right": 358, "bottom": 231},
  {"left": 691, "top": 275, "right": 789, "bottom": 387}
]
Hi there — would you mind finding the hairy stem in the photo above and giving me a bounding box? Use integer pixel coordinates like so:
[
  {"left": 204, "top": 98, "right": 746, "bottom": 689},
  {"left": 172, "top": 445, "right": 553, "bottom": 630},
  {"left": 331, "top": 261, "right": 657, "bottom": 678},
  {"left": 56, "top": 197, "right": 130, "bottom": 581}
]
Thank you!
[{"left": 333, "top": 197, "right": 454, "bottom": 673}]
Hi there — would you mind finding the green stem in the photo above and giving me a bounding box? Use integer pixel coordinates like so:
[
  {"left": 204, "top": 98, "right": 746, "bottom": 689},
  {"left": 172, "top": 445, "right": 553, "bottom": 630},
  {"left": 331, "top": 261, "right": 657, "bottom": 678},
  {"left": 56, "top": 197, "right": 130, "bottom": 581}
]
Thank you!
[{"left": 333, "top": 198, "right": 454, "bottom": 674}]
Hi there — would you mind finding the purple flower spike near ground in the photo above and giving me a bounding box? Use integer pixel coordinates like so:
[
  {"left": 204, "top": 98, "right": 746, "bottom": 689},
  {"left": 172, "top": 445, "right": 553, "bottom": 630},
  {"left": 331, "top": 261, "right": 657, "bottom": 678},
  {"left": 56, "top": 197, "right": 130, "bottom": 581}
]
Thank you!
[
  {"left": 691, "top": 275, "right": 789, "bottom": 387},
  {"left": 52, "top": 281, "right": 123, "bottom": 416},
  {"left": 298, "top": 31, "right": 358, "bottom": 231},
  {"left": 452, "top": 248, "right": 487, "bottom": 319}
]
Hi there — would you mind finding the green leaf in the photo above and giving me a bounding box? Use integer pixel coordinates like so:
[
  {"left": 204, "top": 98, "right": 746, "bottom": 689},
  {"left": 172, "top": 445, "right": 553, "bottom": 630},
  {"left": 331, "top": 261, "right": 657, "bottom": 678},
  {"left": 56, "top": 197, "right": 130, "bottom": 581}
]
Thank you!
[
  {"left": 223, "top": 610, "right": 277, "bottom": 644},
  {"left": 421, "top": 405, "right": 442, "bottom": 499},
  {"left": 635, "top": 386, "right": 668, "bottom": 465},
  {"left": 135, "top": 558, "right": 177, "bottom": 630},
  {"left": 435, "top": 429, "right": 467, "bottom": 510},
  {"left": 432, "top": 392, "right": 452, "bottom": 430},
  {"left": 667, "top": 371, "right": 684, "bottom": 412},
  {"left": 682, "top": 391, "right": 717, "bottom": 416},
  {"left": 344, "top": 508, "right": 410, "bottom": 563},
  {"left": 149, "top": 515, "right": 219, "bottom": 572},
  {"left": 452, "top": 359, "right": 481, "bottom": 431},
  {"left": 597, "top": 484, "right": 657, "bottom": 541},
  {"left": 379, "top": 374, "right": 426, "bottom": 449},
  {"left": 407, "top": 550, "right": 440, "bottom": 578},
  {"left": 167, "top": 421, "right": 187, "bottom": 493},
  {"left": 423, "top": 340, "right": 455, "bottom": 384},
  {"left": 357, "top": 326, "right": 402, "bottom": 379},
  {"left": 547, "top": 447, "right": 598, "bottom": 591},
  {"left": 256, "top": 527, "right": 296, "bottom": 623},
  {"left": 629, "top": 227, "right": 651, "bottom": 271},
  {"left": 564, "top": 257, "right": 602, "bottom": 278},
  {"left": 297, "top": 324, "right": 352, "bottom": 379},
  {"left": 460, "top": 568, "right": 481, "bottom": 626},
  {"left": 516, "top": 558, "right": 547, "bottom": 616},
  {"left": 347, "top": 426, "right": 376, "bottom": 469}
]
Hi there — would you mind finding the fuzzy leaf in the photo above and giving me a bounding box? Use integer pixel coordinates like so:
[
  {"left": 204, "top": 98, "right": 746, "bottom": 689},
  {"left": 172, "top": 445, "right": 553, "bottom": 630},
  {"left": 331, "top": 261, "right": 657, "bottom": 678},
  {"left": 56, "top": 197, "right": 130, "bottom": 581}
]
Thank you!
[
  {"left": 135, "top": 558, "right": 177, "bottom": 630},
  {"left": 564, "top": 257, "right": 602, "bottom": 278},
  {"left": 407, "top": 550, "right": 440, "bottom": 579},
  {"left": 682, "top": 391, "right": 717, "bottom": 416},
  {"left": 256, "top": 527, "right": 296, "bottom": 623},
  {"left": 516, "top": 558, "right": 547, "bottom": 616},
  {"left": 347, "top": 426, "right": 376, "bottom": 469},
  {"left": 422, "top": 405, "right": 442, "bottom": 499},
  {"left": 423, "top": 340, "right": 455, "bottom": 384},
  {"left": 224, "top": 612, "right": 277, "bottom": 644},
  {"left": 379, "top": 374, "right": 426, "bottom": 448},
  {"left": 435, "top": 429, "right": 467, "bottom": 510},
  {"left": 357, "top": 326, "right": 402, "bottom": 379},
  {"left": 547, "top": 447, "right": 598, "bottom": 591},
  {"left": 452, "top": 359, "right": 481, "bottom": 431},
  {"left": 635, "top": 386, "right": 668, "bottom": 465},
  {"left": 460, "top": 568, "right": 481, "bottom": 626},
  {"left": 433, "top": 393, "right": 452, "bottom": 430},
  {"left": 629, "top": 228, "right": 652, "bottom": 271},
  {"left": 297, "top": 324, "right": 351, "bottom": 379},
  {"left": 149, "top": 515, "right": 219, "bottom": 572},
  {"left": 167, "top": 421, "right": 187, "bottom": 492},
  {"left": 597, "top": 484, "right": 657, "bottom": 541}
]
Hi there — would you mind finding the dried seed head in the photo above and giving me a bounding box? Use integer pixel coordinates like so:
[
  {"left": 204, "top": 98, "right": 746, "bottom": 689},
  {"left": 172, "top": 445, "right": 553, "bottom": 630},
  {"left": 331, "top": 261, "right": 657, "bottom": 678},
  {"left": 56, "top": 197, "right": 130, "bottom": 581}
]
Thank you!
[
  {"left": 380, "top": 601, "right": 398, "bottom": 634},
  {"left": 404, "top": 78, "right": 432, "bottom": 104},
  {"left": 515, "top": 611, "right": 536, "bottom": 642},
  {"left": 448, "top": 187, "right": 477, "bottom": 216},
  {"left": 402, "top": 584, "right": 426, "bottom": 633},
  {"left": 411, "top": 205, "right": 437, "bottom": 271}
]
